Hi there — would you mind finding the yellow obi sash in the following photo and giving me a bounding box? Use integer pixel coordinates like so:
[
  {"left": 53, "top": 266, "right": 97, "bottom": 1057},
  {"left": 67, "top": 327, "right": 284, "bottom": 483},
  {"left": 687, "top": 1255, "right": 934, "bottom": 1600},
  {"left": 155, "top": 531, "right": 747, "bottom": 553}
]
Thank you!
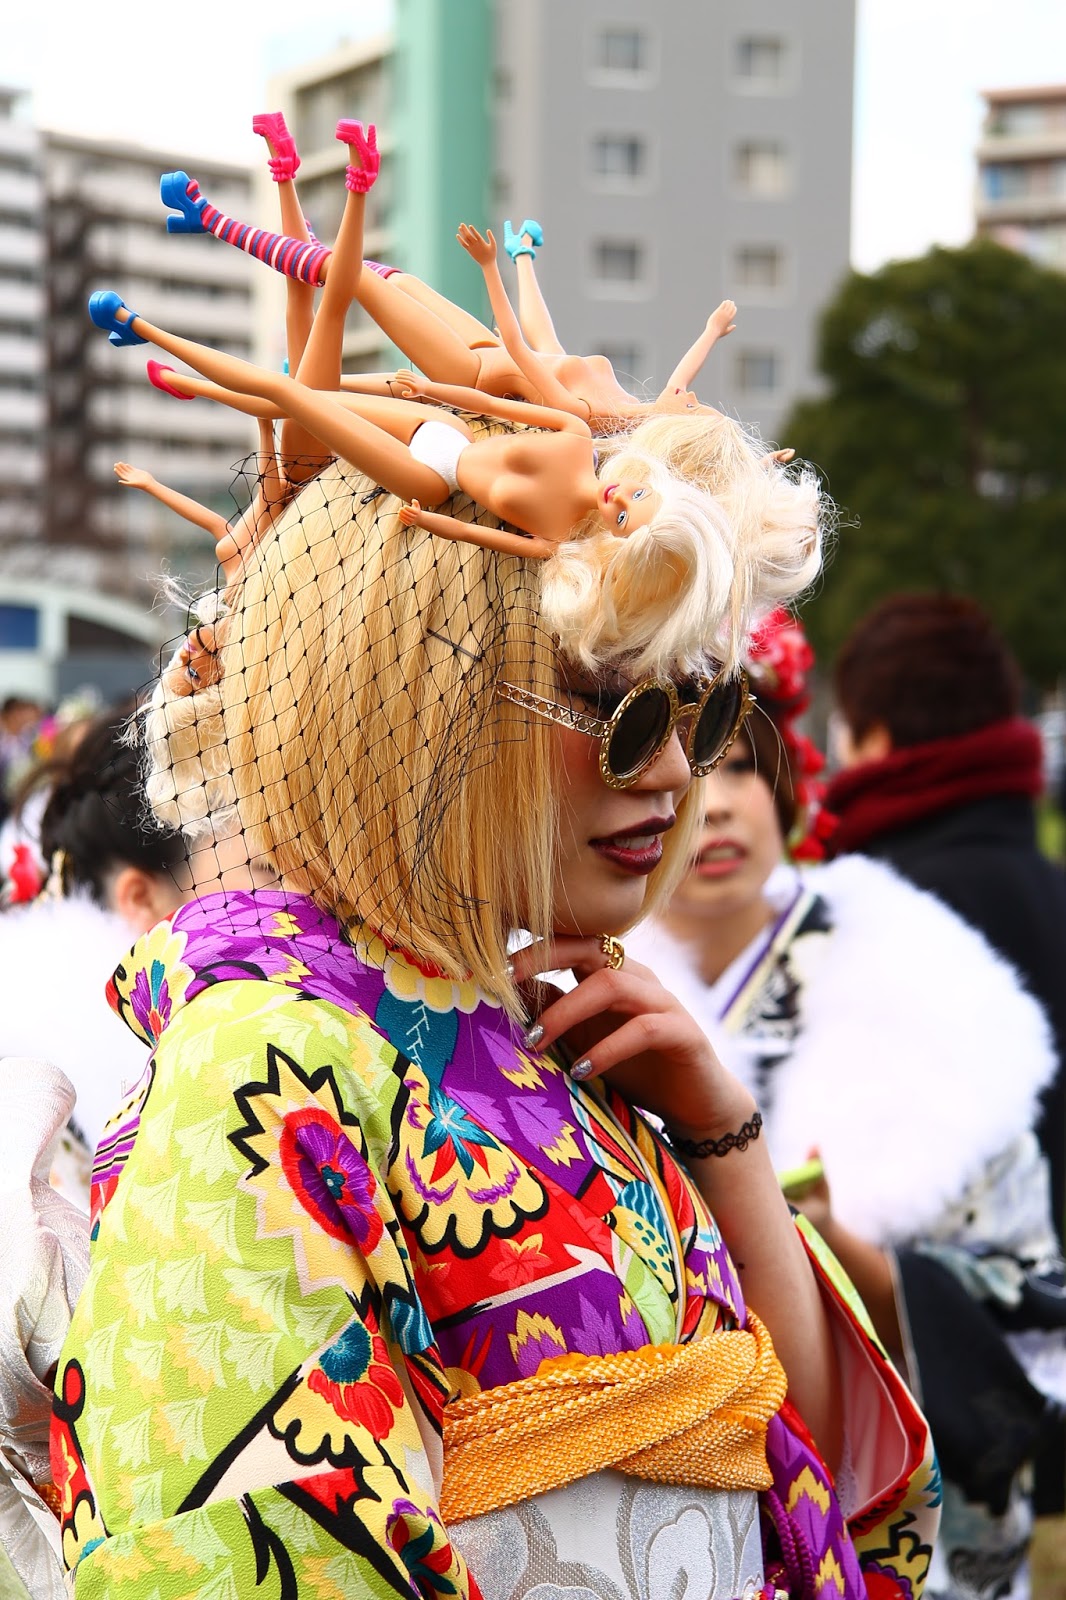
[{"left": 441, "top": 1311, "right": 787, "bottom": 1522}]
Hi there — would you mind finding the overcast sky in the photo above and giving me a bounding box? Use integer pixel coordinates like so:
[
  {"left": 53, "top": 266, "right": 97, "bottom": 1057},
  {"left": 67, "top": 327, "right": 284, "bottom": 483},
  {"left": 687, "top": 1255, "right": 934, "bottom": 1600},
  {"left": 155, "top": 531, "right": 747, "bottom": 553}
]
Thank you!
[{"left": 5, "top": 0, "right": 1066, "bottom": 273}]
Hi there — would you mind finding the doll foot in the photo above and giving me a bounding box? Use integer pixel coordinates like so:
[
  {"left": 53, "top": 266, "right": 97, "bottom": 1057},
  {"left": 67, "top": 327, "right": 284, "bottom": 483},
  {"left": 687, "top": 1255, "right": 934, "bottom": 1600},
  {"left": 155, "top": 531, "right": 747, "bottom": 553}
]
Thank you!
[
  {"left": 335, "top": 118, "right": 366, "bottom": 144},
  {"left": 160, "top": 170, "right": 206, "bottom": 234},
  {"left": 252, "top": 111, "right": 300, "bottom": 181},
  {"left": 147, "top": 360, "right": 193, "bottom": 400},
  {"left": 504, "top": 219, "right": 544, "bottom": 260},
  {"left": 336, "top": 120, "right": 379, "bottom": 187},
  {"left": 88, "top": 290, "right": 146, "bottom": 348},
  {"left": 345, "top": 164, "right": 375, "bottom": 194}
]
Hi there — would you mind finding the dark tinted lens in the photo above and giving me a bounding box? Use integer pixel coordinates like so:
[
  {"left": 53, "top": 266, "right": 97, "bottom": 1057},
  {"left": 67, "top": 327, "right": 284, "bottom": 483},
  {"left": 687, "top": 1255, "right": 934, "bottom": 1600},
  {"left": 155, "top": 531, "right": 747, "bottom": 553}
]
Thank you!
[
  {"left": 691, "top": 680, "right": 744, "bottom": 769},
  {"left": 607, "top": 686, "right": 671, "bottom": 778}
]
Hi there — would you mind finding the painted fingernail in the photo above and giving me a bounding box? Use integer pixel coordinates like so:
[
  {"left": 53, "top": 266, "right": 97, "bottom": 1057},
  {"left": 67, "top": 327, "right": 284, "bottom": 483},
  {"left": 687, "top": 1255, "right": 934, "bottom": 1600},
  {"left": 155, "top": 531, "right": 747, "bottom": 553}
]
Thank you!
[
  {"left": 523, "top": 1023, "right": 544, "bottom": 1048},
  {"left": 570, "top": 1058, "right": 593, "bottom": 1081}
]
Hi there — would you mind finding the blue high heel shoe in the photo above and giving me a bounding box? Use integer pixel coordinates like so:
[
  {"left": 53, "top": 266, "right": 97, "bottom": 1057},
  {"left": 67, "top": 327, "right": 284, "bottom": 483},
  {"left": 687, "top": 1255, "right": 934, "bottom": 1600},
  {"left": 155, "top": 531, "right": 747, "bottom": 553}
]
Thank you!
[
  {"left": 87, "top": 290, "right": 146, "bottom": 348},
  {"left": 503, "top": 218, "right": 544, "bottom": 261},
  {"left": 160, "top": 171, "right": 206, "bottom": 235}
]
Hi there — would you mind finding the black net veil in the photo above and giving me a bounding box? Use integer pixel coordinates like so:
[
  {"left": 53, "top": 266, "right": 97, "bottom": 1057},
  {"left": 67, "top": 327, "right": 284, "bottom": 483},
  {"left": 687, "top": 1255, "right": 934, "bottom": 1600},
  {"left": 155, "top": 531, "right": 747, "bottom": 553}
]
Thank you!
[{"left": 132, "top": 412, "right": 585, "bottom": 1009}]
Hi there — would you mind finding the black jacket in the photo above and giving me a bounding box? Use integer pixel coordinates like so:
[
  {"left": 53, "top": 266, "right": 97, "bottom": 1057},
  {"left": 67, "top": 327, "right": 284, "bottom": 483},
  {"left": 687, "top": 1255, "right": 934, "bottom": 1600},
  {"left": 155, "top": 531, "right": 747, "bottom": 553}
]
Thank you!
[{"left": 860, "top": 794, "right": 1066, "bottom": 1236}]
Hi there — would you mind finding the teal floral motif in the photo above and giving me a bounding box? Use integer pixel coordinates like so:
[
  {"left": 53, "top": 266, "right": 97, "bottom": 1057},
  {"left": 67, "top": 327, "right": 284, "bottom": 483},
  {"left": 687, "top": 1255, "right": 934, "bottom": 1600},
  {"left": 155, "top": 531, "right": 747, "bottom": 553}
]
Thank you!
[{"left": 422, "top": 1089, "right": 499, "bottom": 1181}]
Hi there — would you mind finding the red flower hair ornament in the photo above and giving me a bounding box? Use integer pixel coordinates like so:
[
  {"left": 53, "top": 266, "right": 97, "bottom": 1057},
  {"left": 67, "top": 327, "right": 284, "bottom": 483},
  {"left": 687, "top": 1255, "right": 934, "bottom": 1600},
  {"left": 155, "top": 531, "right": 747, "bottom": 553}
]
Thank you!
[{"left": 746, "top": 609, "right": 835, "bottom": 861}]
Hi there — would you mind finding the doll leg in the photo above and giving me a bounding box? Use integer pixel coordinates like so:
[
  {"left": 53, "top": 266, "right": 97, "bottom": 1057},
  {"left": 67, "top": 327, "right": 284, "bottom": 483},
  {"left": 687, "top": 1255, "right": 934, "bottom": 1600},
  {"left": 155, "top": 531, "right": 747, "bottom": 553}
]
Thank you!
[
  {"left": 283, "top": 121, "right": 380, "bottom": 475},
  {"left": 355, "top": 266, "right": 488, "bottom": 386},
  {"left": 385, "top": 271, "right": 502, "bottom": 351},
  {"left": 147, "top": 360, "right": 285, "bottom": 418},
  {"left": 216, "top": 418, "right": 289, "bottom": 585},
  {"left": 160, "top": 171, "right": 331, "bottom": 286},
  {"left": 504, "top": 220, "right": 564, "bottom": 354},
  {"left": 253, "top": 112, "right": 316, "bottom": 372},
  {"left": 88, "top": 295, "right": 453, "bottom": 501}
]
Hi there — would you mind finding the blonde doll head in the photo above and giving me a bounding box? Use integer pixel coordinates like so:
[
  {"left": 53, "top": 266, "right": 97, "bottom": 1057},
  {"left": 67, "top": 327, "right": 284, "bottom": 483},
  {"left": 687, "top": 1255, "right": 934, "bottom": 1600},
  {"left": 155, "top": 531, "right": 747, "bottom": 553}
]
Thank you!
[{"left": 541, "top": 414, "right": 824, "bottom": 679}]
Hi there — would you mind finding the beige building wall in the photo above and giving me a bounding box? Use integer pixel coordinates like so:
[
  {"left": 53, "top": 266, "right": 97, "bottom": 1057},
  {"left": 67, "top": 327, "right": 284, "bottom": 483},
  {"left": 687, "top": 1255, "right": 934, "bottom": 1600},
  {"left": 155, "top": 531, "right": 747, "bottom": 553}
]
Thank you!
[{"left": 976, "top": 85, "right": 1066, "bottom": 272}]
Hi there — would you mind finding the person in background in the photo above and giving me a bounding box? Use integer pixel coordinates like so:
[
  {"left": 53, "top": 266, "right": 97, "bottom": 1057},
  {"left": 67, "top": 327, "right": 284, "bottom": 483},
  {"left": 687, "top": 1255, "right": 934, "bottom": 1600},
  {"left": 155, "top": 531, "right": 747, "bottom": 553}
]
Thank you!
[
  {"left": 629, "top": 609, "right": 1066, "bottom": 1600},
  {"left": 1, "top": 702, "right": 191, "bottom": 1197},
  {"left": 0, "top": 697, "right": 42, "bottom": 822},
  {"left": 824, "top": 595, "right": 1066, "bottom": 1245}
]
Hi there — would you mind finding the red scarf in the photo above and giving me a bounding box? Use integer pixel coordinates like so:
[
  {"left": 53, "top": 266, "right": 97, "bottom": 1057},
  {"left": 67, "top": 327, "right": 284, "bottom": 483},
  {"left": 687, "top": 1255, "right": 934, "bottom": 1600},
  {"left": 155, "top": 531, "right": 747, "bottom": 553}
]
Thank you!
[{"left": 823, "top": 717, "right": 1044, "bottom": 858}]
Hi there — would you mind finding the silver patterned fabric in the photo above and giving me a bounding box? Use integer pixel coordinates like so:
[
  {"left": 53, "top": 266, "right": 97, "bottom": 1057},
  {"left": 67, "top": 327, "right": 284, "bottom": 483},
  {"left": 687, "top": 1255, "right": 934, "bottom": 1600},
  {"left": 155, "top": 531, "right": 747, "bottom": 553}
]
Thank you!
[
  {"left": 451, "top": 1470, "right": 765, "bottom": 1600},
  {"left": 0, "top": 1060, "right": 90, "bottom": 1600}
]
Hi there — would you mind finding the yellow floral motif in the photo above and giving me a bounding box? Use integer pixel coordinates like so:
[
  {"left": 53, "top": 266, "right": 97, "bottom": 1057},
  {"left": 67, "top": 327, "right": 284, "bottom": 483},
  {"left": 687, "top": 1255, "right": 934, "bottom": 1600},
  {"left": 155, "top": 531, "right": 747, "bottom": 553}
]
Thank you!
[
  {"left": 542, "top": 1124, "right": 582, "bottom": 1167},
  {"left": 270, "top": 910, "right": 303, "bottom": 940},
  {"left": 786, "top": 1465, "right": 832, "bottom": 1515},
  {"left": 507, "top": 1310, "right": 567, "bottom": 1368},
  {"left": 500, "top": 1053, "right": 545, "bottom": 1091},
  {"left": 276, "top": 954, "right": 312, "bottom": 987},
  {"left": 112, "top": 916, "right": 195, "bottom": 1048},
  {"left": 815, "top": 1550, "right": 846, "bottom": 1595},
  {"left": 62, "top": 1492, "right": 107, "bottom": 1573},
  {"left": 352, "top": 929, "right": 499, "bottom": 1016}
]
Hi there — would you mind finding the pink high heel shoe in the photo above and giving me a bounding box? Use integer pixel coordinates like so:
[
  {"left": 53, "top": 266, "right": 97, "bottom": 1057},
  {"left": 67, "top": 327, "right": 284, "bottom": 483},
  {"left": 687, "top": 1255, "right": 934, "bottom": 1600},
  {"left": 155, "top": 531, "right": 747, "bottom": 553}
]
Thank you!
[
  {"left": 147, "top": 360, "right": 193, "bottom": 400},
  {"left": 336, "top": 121, "right": 380, "bottom": 192},
  {"left": 252, "top": 111, "right": 300, "bottom": 183}
]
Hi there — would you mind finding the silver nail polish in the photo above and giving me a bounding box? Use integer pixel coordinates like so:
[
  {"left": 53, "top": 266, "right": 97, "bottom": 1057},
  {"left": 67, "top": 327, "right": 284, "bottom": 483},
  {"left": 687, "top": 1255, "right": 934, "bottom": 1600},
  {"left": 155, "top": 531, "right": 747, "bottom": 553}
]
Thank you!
[
  {"left": 570, "top": 1058, "right": 593, "bottom": 1081},
  {"left": 523, "top": 1023, "right": 544, "bottom": 1048}
]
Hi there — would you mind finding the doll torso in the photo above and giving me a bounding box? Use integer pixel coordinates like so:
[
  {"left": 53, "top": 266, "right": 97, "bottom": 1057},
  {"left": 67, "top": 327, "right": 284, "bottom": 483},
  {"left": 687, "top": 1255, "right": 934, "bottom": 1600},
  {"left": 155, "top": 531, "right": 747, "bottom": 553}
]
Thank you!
[{"left": 456, "top": 429, "right": 600, "bottom": 543}]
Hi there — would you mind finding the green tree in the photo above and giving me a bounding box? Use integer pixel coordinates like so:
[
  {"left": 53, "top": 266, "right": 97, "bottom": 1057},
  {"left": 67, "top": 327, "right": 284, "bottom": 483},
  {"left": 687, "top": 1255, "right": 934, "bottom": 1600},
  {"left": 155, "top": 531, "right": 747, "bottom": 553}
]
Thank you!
[{"left": 784, "top": 240, "right": 1066, "bottom": 686}]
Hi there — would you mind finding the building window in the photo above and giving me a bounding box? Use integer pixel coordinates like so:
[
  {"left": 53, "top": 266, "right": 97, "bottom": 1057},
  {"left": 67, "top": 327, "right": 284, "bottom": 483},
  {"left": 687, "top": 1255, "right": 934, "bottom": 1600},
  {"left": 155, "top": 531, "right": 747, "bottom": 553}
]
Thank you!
[
  {"left": 735, "top": 141, "right": 789, "bottom": 198},
  {"left": 598, "top": 345, "right": 644, "bottom": 390},
  {"left": 736, "top": 350, "right": 780, "bottom": 396},
  {"left": 591, "top": 135, "right": 647, "bottom": 182},
  {"left": 735, "top": 36, "right": 788, "bottom": 86},
  {"left": 0, "top": 604, "right": 39, "bottom": 650},
  {"left": 592, "top": 239, "right": 645, "bottom": 284},
  {"left": 596, "top": 28, "right": 649, "bottom": 76},
  {"left": 735, "top": 245, "right": 784, "bottom": 289}
]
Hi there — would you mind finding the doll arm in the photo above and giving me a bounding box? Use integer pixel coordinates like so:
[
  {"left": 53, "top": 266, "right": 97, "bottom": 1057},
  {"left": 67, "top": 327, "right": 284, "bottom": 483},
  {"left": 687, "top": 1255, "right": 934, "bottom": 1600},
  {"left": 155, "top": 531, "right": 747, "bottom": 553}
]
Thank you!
[
  {"left": 338, "top": 372, "right": 419, "bottom": 397},
  {"left": 114, "top": 462, "right": 228, "bottom": 538},
  {"left": 663, "top": 299, "right": 738, "bottom": 393},
  {"left": 456, "top": 225, "right": 589, "bottom": 419},
  {"left": 393, "top": 371, "right": 591, "bottom": 436},
  {"left": 399, "top": 500, "right": 553, "bottom": 559}
]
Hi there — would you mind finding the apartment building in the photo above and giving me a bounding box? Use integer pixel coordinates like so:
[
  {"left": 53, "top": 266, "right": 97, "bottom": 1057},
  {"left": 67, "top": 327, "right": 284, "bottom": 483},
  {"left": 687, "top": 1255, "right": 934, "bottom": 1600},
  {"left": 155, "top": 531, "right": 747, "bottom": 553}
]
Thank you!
[
  {"left": 976, "top": 85, "right": 1066, "bottom": 272},
  {"left": 43, "top": 131, "right": 255, "bottom": 597},
  {"left": 495, "top": 0, "right": 855, "bottom": 442},
  {"left": 261, "top": 0, "right": 854, "bottom": 444},
  {"left": 0, "top": 87, "right": 44, "bottom": 561}
]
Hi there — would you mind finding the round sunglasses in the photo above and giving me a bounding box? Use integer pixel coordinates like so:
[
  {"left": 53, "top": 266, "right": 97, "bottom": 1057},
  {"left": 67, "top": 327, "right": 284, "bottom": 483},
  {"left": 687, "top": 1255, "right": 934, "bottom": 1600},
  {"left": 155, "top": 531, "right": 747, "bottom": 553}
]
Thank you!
[{"left": 497, "top": 670, "right": 753, "bottom": 789}]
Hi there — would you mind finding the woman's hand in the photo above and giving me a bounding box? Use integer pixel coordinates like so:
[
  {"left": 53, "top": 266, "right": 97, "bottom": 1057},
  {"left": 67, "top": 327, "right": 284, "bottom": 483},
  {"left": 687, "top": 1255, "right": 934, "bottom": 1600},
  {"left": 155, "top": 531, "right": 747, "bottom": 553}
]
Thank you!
[
  {"left": 510, "top": 935, "right": 756, "bottom": 1139},
  {"left": 398, "top": 499, "right": 424, "bottom": 529}
]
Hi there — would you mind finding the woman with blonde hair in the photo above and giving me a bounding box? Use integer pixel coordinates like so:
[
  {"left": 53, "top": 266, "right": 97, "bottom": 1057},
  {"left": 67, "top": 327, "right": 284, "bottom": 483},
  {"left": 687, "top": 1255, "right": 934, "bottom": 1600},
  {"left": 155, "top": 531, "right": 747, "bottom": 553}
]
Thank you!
[{"left": 49, "top": 327, "right": 937, "bottom": 1598}]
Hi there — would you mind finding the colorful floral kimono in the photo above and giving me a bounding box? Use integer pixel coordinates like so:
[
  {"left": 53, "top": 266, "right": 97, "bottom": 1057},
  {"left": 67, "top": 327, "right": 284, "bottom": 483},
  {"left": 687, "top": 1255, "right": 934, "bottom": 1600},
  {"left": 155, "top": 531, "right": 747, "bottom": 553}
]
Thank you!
[{"left": 51, "top": 889, "right": 938, "bottom": 1598}]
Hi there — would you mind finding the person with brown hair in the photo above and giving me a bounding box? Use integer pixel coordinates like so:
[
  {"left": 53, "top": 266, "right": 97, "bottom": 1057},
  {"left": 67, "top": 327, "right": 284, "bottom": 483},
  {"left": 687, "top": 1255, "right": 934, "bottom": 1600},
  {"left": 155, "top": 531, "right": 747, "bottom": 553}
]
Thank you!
[
  {"left": 630, "top": 610, "right": 1066, "bottom": 1600},
  {"left": 825, "top": 594, "right": 1066, "bottom": 1243}
]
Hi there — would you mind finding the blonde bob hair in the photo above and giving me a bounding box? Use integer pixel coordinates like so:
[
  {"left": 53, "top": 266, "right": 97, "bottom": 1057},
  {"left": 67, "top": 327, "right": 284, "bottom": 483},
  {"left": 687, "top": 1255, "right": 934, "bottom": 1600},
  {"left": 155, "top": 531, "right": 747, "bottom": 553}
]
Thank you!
[{"left": 145, "top": 425, "right": 825, "bottom": 1014}]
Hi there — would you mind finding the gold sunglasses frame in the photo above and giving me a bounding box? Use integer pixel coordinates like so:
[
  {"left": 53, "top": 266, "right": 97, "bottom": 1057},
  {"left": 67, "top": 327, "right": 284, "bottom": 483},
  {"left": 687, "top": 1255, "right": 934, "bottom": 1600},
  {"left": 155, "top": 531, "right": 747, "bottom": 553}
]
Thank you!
[{"left": 496, "top": 670, "right": 754, "bottom": 790}]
